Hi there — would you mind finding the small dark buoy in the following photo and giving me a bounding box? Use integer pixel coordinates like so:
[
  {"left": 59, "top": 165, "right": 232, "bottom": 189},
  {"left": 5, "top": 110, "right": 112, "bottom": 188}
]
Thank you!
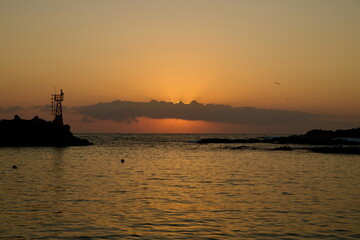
[
  {"left": 12, "top": 165, "right": 17, "bottom": 169},
  {"left": 121, "top": 159, "right": 125, "bottom": 163}
]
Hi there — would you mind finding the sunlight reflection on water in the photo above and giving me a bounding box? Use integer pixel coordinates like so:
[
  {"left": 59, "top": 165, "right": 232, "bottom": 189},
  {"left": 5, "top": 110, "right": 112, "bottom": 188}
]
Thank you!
[{"left": 1, "top": 134, "right": 360, "bottom": 239}]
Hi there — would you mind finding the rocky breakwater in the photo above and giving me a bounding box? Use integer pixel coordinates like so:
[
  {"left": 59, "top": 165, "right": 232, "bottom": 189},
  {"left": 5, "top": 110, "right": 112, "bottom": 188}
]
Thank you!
[
  {"left": 0, "top": 115, "right": 92, "bottom": 147},
  {"left": 270, "top": 128, "right": 360, "bottom": 145},
  {"left": 196, "top": 128, "right": 360, "bottom": 154}
]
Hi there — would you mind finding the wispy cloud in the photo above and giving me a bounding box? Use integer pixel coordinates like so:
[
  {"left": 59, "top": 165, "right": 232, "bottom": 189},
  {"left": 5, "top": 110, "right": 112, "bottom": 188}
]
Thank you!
[
  {"left": 31, "top": 104, "right": 68, "bottom": 113},
  {"left": 0, "top": 106, "right": 23, "bottom": 114},
  {"left": 73, "top": 100, "right": 321, "bottom": 126}
]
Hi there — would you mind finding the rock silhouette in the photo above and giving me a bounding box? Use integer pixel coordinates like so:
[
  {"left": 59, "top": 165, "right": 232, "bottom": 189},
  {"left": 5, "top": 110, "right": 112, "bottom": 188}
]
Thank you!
[
  {"left": 196, "top": 128, "right": 360, "bottom": 154},
  {"left": 197, "top": 128, "right": 360, "bottom": 145},
  {"left": 0, "top": 115, "right": 92, "bottom": 147}
]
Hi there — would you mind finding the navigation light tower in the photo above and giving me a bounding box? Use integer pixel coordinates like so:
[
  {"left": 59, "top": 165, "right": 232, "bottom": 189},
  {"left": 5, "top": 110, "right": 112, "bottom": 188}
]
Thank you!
[{"left": 51, "top": 89, "right": 64, "bottom": 125}]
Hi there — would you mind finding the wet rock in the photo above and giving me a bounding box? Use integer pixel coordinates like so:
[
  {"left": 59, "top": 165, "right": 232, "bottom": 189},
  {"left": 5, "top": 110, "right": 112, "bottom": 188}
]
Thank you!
[
  {"left": 309, "top": 146, "right": 360, "bottom": 155},
  {"left": 272, "top": 146, "right": 292, "bottom": 151},
  {"left": 196, "top": 128, "right": 360, "bottom": 146},
  {"left": 196, "top": 138, "right": 262, "bottom": 144}
]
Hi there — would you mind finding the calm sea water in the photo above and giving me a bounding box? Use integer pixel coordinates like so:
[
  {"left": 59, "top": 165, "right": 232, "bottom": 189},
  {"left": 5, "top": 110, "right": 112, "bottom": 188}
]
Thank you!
[{"left": 1, "top": 134, "right": 360, "bottom": 240}]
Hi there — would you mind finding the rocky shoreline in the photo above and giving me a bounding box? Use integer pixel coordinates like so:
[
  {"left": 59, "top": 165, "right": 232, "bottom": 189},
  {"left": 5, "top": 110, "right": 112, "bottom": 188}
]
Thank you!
[
  {"left": 0, "top": 116, "right": 92, "bottom": 147},
  {"left": 196, "top": 128, "right": 360, "bottom": 154},
  {"left": 223, "top": 145, "right": 360, "bottom": 155}
]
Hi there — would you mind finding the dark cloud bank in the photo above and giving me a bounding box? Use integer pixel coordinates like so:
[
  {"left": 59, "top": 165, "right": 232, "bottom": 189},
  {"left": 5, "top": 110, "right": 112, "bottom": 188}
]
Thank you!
[{"left": 73, "top": 100, "right": 323, "bottom": 127}]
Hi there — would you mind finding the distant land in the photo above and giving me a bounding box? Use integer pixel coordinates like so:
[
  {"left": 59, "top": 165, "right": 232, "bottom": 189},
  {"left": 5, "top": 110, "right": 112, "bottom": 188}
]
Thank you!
[
  {"left": 0, "top": 115, "right": 92, "bottom": 147},
  {"left": 197, "top": 127, "right": 360, "bottom": 154}
]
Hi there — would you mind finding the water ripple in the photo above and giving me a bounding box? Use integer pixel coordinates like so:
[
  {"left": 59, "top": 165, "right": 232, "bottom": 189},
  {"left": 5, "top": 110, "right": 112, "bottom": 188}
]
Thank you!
[{"left": 1, "top": 134, "right": 360, "bottom": 239}]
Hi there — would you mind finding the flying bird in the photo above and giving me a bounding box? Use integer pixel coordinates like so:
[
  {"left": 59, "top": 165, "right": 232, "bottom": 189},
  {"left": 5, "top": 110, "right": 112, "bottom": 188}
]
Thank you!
[{"left": 274, "top": 81, "right": 280, "bottom": 85}]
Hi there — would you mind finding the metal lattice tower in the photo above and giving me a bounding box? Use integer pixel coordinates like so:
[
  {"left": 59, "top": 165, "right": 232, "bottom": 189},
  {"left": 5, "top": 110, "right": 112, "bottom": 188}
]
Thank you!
[{"left": 51, "top": 89, "right": 64, "bottom": 125}]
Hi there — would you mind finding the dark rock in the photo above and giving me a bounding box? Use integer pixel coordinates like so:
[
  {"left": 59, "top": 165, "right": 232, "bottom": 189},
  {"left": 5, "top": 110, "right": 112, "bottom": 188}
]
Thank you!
[
  {"left": 196, "top": 138, "right": 262, "bottom": 144},
  {"left": 309, "top": 146, "right": 360, "bottom": 155},
  {"left": 12, "top": 165, "right": 17, "bottom": 169},
  {"left": 305, "top": 128, "right": 360, "bottom": 139},
  {"left": 0, "top": 116, "right": 93, "bottom": 147},
  {"left": 272, "top": 146, "right": 293, "bottom": 151},
  {"left": 270, "top": 129, "right": 360, "bottom": 145},
  {"left": 224, "top": 145, "right": 250, "bottom": 150},
  {"left": 196, "top": 128, "right": 360, "bottom": 145}
]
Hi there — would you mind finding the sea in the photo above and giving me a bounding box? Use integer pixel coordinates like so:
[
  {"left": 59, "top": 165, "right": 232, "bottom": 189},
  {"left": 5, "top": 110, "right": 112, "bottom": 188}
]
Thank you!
[{"left": 1, "top": 133, "right": 360, "bottom": 240}]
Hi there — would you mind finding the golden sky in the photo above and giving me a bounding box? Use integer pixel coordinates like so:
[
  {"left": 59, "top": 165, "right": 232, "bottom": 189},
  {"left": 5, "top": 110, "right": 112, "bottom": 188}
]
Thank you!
[{"left": 1, "top": 0, "right": 359, "bottom": 133}]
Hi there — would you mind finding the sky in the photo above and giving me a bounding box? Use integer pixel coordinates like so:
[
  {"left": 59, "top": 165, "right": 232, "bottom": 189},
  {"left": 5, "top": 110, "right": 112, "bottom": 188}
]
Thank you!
[{"left": 1, "top": 0, "right": 359, "bottom": 133}]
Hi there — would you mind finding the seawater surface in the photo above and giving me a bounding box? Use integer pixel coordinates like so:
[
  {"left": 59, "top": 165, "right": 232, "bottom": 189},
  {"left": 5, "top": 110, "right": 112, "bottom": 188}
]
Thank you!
[{"left": 1, "top": 134, "right": 360, "bottom": 239}]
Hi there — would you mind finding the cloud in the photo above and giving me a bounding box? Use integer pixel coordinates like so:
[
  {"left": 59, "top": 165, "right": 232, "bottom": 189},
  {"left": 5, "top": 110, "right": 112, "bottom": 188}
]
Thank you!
[
  {"left": 32, "top": 104, "right": 68, "bottom": 113},
  {"left": 0, "top": 106, "right": 23, "bottom": 114},
  {"left": 32, "top": 104, "right": 51, "bottom": 112},
  {"left": 73, "top": 100, "right": 322, "bottom": 126},
  {"left": 80, "top": 115, "right": 95, "bottom": 123}
]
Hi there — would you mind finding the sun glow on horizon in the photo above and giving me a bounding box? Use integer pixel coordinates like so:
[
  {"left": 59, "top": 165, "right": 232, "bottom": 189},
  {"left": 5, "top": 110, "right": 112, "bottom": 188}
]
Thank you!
[{"left": 69, "top": 115, "right": 249, "bottom": 134}]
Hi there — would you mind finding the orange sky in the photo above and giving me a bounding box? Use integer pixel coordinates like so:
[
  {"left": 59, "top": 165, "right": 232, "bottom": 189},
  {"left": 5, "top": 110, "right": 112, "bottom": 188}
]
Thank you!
[{"left": 1, "top": 0, "right": 360, "bottom": 133}]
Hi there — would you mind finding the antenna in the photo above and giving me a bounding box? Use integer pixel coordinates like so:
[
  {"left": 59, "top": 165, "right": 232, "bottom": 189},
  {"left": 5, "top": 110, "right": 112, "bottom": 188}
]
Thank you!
[{"left": 51, "top": 89, "right": 64, "bottom": 125}]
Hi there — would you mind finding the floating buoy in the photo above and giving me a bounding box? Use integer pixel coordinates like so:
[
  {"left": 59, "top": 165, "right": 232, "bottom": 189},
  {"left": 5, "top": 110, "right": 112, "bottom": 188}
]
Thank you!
[
  {"left": 12, "top": 165, "right": 17, "bottom": 169},
  {"left": 121, "top": 159, "right": 125, "bottom": 163}
]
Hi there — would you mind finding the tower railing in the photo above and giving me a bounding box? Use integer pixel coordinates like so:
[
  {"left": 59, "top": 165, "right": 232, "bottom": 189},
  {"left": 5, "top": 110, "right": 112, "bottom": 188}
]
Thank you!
[{"left": 51, "top": 89, "right": 64, "bottom": 125}]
